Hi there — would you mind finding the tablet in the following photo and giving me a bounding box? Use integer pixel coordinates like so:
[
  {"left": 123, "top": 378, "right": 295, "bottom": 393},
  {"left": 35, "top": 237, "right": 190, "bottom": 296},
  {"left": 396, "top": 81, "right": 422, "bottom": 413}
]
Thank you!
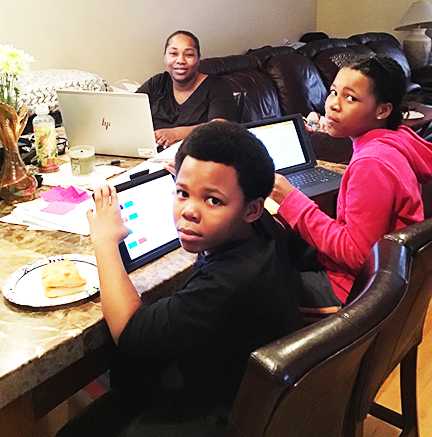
[{"left": 115, "top": 170, "right": 180, "bottom": 273}]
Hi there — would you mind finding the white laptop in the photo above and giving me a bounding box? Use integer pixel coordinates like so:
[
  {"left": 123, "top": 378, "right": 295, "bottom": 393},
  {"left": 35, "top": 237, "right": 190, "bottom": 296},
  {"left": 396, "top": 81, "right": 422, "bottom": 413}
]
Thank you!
[{"left": 56, "top": 89, "right": 157, "bottom": 158}]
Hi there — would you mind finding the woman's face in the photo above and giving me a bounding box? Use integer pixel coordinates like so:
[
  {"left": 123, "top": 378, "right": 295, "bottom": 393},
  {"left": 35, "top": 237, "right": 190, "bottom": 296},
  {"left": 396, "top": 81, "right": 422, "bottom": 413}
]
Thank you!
[
  {"left": 164, "top": 34, "right": 200, "bottom": 84},
  {"left": 325, "top": 67, "right": 390, "bottom": 140}
]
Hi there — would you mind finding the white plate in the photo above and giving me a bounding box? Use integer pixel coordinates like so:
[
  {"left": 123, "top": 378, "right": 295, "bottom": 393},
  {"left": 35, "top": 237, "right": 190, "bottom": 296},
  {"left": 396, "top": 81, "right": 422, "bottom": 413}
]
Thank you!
[
  {"left": 2, "top": 254, "right": 99, "bottom": 308},
  {"left": 404, "top": 111, "right": 425, "bottom": 120}
]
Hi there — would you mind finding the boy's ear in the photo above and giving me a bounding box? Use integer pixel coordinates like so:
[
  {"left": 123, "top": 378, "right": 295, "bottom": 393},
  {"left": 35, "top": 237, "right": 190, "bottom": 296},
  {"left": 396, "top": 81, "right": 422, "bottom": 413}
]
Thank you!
[
  {"left": 244, "top": 198, "right": 264, "bottom": 223},
  {"left": 376, "top": 102, "right": 393, "bottom": 120}
]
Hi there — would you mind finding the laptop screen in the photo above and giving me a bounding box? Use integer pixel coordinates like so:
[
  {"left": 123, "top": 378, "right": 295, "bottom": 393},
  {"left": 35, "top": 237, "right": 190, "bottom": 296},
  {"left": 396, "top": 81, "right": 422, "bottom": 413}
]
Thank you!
[
  {"left": 245, "top": 114, "right": 316, "bottom": 173},
  {"left": 115, "top": 170, "right": 180, "bottom": 273},
  {"left": 57, "top": 90, "right": 157, "bottom": 159}
]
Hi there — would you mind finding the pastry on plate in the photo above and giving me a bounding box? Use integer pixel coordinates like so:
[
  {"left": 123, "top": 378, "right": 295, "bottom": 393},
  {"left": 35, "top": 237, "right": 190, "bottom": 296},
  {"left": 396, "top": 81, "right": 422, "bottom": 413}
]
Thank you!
[{"left": 41, "top": 259, "right": 87, "bottom": 298}]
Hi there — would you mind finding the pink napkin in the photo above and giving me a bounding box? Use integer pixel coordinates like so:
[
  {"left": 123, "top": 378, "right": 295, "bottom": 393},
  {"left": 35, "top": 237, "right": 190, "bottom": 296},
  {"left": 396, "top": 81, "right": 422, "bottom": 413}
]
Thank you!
[
  {"left": 40, "top": 186, "right": 92, "bottom": 215},
  {"left": 41, "top": 201, "right": 76, "bottom": 215},
  {"left": 41, "top": 185, "right": 91, "bottom": 204}
]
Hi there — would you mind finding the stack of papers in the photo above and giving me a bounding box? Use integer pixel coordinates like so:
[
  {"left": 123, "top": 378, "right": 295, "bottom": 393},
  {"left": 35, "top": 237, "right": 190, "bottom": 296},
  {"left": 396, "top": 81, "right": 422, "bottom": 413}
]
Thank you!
[
  {"left": 0, "top": 186, "right": 94, "bottom": 234},
  {"left": 0, "top": 143, "right": 183, "bottom": 235}
]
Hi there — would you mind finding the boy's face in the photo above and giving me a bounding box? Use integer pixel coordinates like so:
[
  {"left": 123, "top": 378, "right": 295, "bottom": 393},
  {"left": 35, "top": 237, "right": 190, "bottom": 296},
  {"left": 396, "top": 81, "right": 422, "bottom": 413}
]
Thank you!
[{"left": 173, "top": 156, "right": 259, "bottom": 254}]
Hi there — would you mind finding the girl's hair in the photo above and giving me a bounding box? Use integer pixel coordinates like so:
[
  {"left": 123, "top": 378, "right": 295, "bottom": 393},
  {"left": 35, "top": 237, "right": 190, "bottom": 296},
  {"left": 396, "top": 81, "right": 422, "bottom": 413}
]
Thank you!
[
  {"left": 164, "top": 30, "right": 201, "bottom": 58},
  {"left": 346, "top": 55, "right": 407, "bottom": 130}
]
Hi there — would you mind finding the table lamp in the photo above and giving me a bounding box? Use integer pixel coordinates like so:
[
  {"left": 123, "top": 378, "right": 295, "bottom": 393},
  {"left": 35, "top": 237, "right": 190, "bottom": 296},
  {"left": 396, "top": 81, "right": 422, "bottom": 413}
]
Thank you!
[{"left": 395, "top": 0, "right": 432, "bottom": 69}]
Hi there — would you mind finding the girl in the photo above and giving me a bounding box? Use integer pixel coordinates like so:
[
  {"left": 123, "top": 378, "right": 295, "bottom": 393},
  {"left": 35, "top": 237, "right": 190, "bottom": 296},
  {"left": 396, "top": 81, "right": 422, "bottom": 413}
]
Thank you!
[{"left": 270, "top": 55, "right": 432, "bottom": 309}]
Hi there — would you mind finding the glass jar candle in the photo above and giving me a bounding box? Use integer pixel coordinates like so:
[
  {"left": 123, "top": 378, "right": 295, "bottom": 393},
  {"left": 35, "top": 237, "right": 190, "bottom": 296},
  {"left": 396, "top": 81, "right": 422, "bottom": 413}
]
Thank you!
[{"left": 69, "top": 145, "right": 95, "bottom": 176}]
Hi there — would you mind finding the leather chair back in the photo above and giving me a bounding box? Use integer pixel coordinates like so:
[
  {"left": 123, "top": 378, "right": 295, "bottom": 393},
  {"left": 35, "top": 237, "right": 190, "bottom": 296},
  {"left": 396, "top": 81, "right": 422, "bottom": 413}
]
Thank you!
[
  {"left": 227, "top": 236, "right": 409, "bottom": 437},
  {"left": 346, "top": 218, "right": 432, "bottom": 426},
  {"left": 199, "top": 54, "right": 281, "bottom": 123}
]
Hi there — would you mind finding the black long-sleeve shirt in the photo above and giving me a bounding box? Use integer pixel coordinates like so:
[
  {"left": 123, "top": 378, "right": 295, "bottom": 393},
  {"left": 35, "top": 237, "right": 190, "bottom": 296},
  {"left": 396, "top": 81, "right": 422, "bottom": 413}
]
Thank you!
[{"left": 118, "top": 210, "right": 302, "bottom": 414}]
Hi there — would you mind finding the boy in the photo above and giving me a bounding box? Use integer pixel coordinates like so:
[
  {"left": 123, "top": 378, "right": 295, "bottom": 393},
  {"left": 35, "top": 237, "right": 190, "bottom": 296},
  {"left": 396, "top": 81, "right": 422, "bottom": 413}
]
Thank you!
[{"left": 57, "top": 121, "right": 302, "bottom": 437}]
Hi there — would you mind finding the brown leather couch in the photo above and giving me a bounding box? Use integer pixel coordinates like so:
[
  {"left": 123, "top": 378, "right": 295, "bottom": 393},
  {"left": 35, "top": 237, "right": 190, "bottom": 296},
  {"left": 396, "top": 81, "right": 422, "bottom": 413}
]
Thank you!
[
  {"left": 200, "top": 32, "right": 432, "bottom": 217},
  {"left": 199, "top": 32, "right": 423, "bottom": 166}
]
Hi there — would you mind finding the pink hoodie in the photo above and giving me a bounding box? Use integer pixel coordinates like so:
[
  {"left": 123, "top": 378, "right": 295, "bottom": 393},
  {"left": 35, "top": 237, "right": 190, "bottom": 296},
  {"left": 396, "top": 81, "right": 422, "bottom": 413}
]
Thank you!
[{"left": 278, "top": 126, "right": 432, "bottom": 302}]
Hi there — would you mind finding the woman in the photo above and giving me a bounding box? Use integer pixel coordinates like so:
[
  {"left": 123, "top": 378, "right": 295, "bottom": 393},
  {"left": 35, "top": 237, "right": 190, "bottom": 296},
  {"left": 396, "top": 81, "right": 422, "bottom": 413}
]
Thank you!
[
  {"left": 270, "top": 55, "right": 432, "bottom": 309},
  {"left": 137, "top": 31, "right": 237, "bottom": 148}
]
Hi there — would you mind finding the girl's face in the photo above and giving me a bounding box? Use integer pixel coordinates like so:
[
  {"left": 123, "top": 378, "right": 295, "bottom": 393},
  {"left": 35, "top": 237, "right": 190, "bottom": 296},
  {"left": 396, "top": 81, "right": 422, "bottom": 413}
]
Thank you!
[{"left": 325, "top": 67, "right": 391, "bottom": 141}]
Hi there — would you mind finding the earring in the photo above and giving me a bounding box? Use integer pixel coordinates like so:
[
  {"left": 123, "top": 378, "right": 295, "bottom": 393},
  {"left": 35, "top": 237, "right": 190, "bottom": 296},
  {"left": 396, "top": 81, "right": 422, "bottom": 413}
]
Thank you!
[{"left": 377, "top": 116, "right": 381, "bottom": 120}]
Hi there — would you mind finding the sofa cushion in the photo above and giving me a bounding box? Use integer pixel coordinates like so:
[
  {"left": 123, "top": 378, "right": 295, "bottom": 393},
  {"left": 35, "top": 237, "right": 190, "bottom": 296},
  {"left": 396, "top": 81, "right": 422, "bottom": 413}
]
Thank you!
[
  {"left": 349, "top": 32, "right": 420, "bottom": 92},
  {"left": 349, "top": 33, "right": 411, "bottom": 77},
  {"left": 20, "top": 68, "right": 108, "bottom": 116},
  {"left": 199, "top": 54, "right": 257, "bottom": 76},
  {"left": 314, "top": 46, "right": 375, "bottom": 88},
  {"left": 265, "top": 53, "right": 328, "bottom": 116},
  {"left": 297, "top": 38, "right": 360, "bottom": 60},
  {"left": 245, "top": 45, "right": 296, "bottom": 71},
  {"left": 297, "top": 39, "right": 375, "bottom": 89},
  {"left": 199, "top": 55, "right": 281, "bottom": 123}
]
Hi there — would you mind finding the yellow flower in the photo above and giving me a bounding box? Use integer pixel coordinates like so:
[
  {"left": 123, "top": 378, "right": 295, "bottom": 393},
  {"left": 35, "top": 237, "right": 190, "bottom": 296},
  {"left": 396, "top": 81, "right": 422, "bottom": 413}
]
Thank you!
[
  {"left": 0, "top": 45, "right": 34, "bottom": 75},
  {"left": 0, "top": 44, "right": 35, "bottom": 110}
]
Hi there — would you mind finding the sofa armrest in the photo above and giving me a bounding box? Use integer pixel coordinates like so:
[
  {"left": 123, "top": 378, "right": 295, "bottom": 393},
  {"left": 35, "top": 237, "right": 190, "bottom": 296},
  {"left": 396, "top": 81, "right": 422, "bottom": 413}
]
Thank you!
[{"left": 411, "top": 65, "right": 432, "bottom": 89}]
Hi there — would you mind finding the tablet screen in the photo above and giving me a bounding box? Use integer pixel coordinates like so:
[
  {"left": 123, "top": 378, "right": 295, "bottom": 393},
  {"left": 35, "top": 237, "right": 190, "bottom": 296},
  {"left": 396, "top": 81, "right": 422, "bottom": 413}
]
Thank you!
[
  {"left": 115, "top": 170, "right": 180, "bottom": 273},
  {"left": 248, "top": 120, "right": 307, "bottom": 170}
]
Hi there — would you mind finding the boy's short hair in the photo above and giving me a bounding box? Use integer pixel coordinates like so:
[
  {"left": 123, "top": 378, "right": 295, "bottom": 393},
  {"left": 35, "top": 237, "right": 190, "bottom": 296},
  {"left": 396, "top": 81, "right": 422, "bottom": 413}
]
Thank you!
[{"left": 175, "top": 121, "right": 275, "bottom": 200}]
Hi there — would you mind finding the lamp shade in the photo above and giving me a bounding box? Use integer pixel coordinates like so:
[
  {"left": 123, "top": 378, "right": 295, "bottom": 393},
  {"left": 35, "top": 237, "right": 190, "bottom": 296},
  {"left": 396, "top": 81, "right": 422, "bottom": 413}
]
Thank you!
[{"left": 395, "top": 0, "right": 432, "bottom": 30}]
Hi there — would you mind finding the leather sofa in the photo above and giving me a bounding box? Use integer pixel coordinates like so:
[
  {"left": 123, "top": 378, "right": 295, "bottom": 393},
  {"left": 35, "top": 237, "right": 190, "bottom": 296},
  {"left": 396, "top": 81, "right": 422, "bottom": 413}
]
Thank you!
[
  {"left": 199, "top": 32, "right": 432, "bottom": 218},
  {"left": 199, "top": 32, "right": 422, "bottom": 166}
]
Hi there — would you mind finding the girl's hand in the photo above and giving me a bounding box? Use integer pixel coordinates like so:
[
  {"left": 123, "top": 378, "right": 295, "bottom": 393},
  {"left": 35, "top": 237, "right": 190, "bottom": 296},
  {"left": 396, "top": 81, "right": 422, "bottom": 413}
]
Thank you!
[
  {"left": 87, "top": 185, "right": 130, "bottom": 248},
  {"left": 270, "top": 173, "right": 296, "bottom": 204}
]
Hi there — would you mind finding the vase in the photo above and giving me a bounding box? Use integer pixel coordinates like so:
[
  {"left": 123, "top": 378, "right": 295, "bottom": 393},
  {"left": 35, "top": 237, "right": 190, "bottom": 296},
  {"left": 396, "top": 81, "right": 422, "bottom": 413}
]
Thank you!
[
  {"left": 0, "top": 103, "right": 37, "bottom": 204},
  {"left": 403, "top": 28, "right": 432, "bottom": 69}
]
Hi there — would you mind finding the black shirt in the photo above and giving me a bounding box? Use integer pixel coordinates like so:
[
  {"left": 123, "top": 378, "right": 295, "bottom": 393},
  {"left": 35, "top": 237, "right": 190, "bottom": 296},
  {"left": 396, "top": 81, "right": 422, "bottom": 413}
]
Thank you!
[
  {"left": 118, "top": 209, "right": 302, "bottom": 414},
  {"left": 136, "top": 72, "right": 237, "bottom": 130}
]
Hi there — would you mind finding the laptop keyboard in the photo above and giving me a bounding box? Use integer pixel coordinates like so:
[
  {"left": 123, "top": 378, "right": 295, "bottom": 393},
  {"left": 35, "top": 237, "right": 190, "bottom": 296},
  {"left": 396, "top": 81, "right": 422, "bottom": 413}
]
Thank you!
[{"left": 286, "top": 167, "right": 341, "bottom": 189}]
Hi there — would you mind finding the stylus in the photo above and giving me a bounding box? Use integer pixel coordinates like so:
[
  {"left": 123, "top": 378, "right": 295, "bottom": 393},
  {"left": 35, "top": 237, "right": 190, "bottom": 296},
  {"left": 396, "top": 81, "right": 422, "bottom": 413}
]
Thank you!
[
  {"left": 130, "top": 169, "right": 150, "bottom": 180},
  {"left": 95, "top": 159, "right": 122, "bottom": 166}
]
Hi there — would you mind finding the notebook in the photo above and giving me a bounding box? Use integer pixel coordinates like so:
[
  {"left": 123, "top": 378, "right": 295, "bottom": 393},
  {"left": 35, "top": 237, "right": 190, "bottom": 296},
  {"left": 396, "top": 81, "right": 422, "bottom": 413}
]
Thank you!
[
  {"left": 114, "top": 169, "right": 180, "bottom": 273},
  {"left": 57, "top": 89, "right": 157, "bottom": 159},
  {"left": 245, "top": 114, "right": 342, "bottom": 197}
]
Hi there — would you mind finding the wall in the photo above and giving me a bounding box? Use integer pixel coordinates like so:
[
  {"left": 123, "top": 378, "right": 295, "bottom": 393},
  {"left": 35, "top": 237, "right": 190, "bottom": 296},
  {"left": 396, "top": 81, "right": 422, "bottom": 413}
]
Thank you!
[
  {"left": 316, "top": 0, "right": 419, "bottom": 42},
  {"left": 2, "top": 0, "right": 316, "bottom": 85}
]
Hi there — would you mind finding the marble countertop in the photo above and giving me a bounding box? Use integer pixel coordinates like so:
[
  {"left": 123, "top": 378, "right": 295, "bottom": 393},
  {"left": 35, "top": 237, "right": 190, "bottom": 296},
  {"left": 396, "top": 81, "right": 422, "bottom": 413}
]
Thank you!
[
  {"left": 0, "top": 155, "right": 347, "bottom": 413},
  {"left": 0, "top": 155, "right": 196, "bottom": 411}
]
